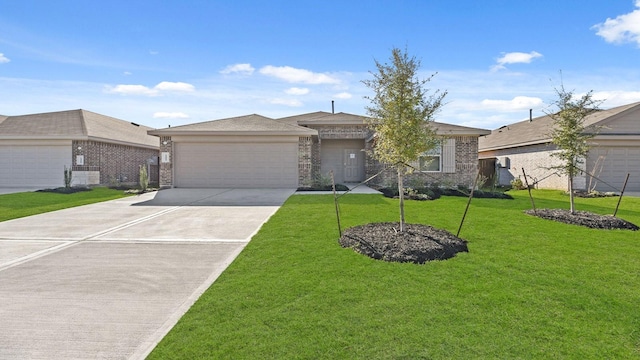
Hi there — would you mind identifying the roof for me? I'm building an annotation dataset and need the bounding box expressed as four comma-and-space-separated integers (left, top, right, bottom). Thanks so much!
0, 109, 158, 148
279, 111, 491, 135
148, 114, 318, 136
479, 101, 640, 152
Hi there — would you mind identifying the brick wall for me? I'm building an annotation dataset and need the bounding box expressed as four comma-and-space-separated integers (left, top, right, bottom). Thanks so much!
480, 143, 569, 190
298, 136, 313, 186
72, 140, 159, 185
158, 136, 172, 188
368, 136, 481, 189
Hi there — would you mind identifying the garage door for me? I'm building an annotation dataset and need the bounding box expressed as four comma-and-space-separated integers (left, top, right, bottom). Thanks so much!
588, 147, 640, 192
0, 144, 71, 188
174, 142, 298, 188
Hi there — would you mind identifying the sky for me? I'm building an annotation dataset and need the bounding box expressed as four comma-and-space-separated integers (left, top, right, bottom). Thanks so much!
1, 0, 640, 130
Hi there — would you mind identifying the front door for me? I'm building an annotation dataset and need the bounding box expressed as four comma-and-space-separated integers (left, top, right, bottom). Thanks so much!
343, 149, 362, 182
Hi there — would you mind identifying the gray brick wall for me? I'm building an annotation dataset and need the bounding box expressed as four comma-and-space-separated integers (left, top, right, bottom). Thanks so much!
368, 136, 481, 189
159, 136, 173, 188
72, 140, 159, 185
480, 143, 569, 190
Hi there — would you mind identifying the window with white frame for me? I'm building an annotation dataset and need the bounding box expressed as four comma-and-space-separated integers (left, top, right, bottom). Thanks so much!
411, 145, 442, 172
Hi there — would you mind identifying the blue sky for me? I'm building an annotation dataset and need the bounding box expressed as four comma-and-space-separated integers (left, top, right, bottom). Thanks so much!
1, 0, 640, 130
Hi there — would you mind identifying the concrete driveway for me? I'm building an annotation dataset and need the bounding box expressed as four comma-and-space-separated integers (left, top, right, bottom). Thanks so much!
0, 188, 294, 359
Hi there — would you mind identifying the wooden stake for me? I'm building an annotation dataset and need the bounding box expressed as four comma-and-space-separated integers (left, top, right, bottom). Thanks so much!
522, 168, 536, 215
613, 173, 630, 217
330, 171, 342, 237
457, 171, 480, 237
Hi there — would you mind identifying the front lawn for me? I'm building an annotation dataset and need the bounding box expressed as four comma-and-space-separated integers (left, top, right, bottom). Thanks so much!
0, 187, 132, 222
149, 190, 640, 359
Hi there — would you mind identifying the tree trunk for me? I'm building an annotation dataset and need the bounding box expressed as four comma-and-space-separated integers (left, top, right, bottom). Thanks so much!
398, 168, 405, 232
569, 175, 575, 214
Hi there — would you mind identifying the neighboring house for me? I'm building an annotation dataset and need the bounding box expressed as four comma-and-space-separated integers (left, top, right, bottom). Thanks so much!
0, 109, 159, 188
148, 111, 490, 189
478, 101, 640, 193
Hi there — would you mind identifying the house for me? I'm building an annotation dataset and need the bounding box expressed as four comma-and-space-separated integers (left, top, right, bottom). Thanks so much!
148, 111, 491, 189
0, 109, 159, 188
478, 101, 640, 193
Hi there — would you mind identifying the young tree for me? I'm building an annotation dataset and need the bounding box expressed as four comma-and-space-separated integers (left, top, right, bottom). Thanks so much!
547, 84, 602, 213
363, 47, 446, 232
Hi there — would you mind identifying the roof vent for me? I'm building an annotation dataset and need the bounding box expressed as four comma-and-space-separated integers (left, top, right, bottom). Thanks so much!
131, 122, 140, 127
529, 109, 533, 122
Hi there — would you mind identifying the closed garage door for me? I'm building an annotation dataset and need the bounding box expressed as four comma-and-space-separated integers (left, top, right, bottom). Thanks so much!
588, 147, 640, 192
174, 142, 298, 188
0, 144, 71, 188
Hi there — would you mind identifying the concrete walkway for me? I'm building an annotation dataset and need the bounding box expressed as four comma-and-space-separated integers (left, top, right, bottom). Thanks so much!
0, 188, 294, 359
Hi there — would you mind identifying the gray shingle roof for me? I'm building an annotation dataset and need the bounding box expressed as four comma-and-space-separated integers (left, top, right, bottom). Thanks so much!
148, 114, 318, 136
479, 101, 640, 151
0, 109, 159, 148
278, 111, 491, 135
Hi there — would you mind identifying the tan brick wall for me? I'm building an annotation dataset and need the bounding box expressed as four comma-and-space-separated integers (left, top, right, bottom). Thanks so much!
72, 140, 159, 185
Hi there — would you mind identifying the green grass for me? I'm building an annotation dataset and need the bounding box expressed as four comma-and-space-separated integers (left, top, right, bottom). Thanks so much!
0, 187, 131, 222
149, 190, 640, 359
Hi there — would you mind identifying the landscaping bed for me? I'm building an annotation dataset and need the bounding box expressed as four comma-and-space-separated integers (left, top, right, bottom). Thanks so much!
525, 208, 639, 231
339, 222, 468, 264
378, 186, 513, 200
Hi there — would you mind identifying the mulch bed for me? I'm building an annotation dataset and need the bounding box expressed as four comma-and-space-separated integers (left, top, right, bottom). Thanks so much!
524, 209, 639, 231
36, 187, 92, 194
339, 222, 468, 264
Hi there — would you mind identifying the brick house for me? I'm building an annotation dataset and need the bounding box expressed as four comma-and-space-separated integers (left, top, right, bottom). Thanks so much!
0, 109, 159, 188
148, 111, 490, 189
478, 101, 640, 192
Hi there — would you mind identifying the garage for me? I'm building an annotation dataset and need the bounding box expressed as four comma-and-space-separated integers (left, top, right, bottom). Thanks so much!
588, 146, 640, 192
174, 141, 299, 188
150, 114, 318, 189
0, 141, 71, 188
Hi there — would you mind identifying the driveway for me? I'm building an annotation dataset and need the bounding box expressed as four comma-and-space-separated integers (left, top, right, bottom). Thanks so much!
0, 188, 294, 359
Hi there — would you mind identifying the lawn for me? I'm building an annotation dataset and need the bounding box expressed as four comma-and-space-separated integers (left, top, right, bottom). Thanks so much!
0, 187, 131, 222
149, 190, 640, 359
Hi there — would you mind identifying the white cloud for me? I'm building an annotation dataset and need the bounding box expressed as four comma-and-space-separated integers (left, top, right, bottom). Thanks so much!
220, 63, 255, 75
334, 92, 352, 99
491, 51, 543, 71
259, 65, 341, 84
149, 50, 159, 55
155, 81, 195, 92
592, 1, 640, 46
107, 84, 158, 96
153, 112, 190, 119
123, 71, 132, 76
268, 98, 304, 107
284, 87, 309, 95
0, 53, 10, 63
106, 81, 195, 96
481, 96, 544, 112
592, 90, 640, 106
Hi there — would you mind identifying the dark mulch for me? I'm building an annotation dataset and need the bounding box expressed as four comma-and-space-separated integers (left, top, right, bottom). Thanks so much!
525, 208, 639, 231
339, 222, 468, 264
297, 184, 349, 191
378, 187, 513, 200
36, 187, 92, 194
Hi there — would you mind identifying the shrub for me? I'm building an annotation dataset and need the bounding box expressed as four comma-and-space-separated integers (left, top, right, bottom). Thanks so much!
63, 166, 72, 188
510, 178, 526, 190
139, 165, 149, 192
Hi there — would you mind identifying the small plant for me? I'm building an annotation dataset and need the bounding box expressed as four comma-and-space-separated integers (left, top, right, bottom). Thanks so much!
313, 173, 332, 188
139, 164, 149, 192
510, 178, 526, 190
64, 166, 72, 188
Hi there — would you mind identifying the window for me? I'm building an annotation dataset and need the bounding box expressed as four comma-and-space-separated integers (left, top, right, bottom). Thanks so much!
412, 146, 442, 172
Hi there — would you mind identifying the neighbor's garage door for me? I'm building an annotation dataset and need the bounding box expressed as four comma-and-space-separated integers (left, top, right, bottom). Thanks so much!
0, 144, 71, 187
588, 147, 640, 192
174, 142, 299, 188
